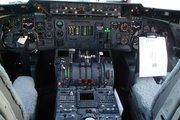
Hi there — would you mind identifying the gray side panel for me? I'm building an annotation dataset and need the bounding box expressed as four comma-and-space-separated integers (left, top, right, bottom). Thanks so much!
152, 70, 180, 120
0, 79, 24, 120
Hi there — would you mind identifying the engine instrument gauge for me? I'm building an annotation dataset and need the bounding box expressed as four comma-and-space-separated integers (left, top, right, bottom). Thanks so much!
121, 37, 128, 45
46, 32, 53, 39
46, 23, 53, 30
151, 26, 158, 32
143, 25, 150, 33
120, 23, 129, 32
56, 21, 63, 28
131, 21, 142, 33
56, 29, 63, 38
12, 19, 20, 28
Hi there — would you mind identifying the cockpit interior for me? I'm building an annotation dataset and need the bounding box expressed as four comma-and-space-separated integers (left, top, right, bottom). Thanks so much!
0, 0, 180, 120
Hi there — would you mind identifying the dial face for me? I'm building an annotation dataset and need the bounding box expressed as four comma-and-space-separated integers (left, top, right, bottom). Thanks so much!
56, 21, 63, 28
143, 25, 150, 33
12, 19, 20, 28
3, 20, 10, 24
121, 37, 128, 45
111, 22, 120, 30
151, 26, 158, 32
23, 18, 34, 29
46, 23, 53, 30
131, 21, 142, 33
36, 22, 45, 31
28, 32, 36, 43
46, 32, 53, 39
37, 32, 44, 39
132, 36, 139, 50
56, 29, 63, 38
120, 23, 129, 32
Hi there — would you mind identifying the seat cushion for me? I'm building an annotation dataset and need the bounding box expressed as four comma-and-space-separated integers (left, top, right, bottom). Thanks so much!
131, 74, 162, 120
13, 76, 38, 120
0, 64, 26, 120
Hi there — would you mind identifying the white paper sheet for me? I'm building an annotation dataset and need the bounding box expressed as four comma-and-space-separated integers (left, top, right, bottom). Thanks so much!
139, 37, 167, 77
114, 89, 123, 116
17, 36, 28, 44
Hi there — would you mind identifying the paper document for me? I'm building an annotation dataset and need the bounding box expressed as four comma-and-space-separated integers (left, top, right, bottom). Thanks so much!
17, 36, 28, 44
114, 89, 123, 116
139, 37, 167, 77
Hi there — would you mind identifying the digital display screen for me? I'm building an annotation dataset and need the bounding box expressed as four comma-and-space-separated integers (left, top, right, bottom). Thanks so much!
23, 18, 34, 29
80, 93, 94, 100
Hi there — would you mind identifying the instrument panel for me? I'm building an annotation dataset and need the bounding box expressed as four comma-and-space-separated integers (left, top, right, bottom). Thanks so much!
0, 2, 170, 52
50, 2, 121, 16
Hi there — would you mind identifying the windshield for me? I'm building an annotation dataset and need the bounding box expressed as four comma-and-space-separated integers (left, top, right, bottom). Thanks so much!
0, 0, 28, 5
0, 0, 180, 11
131, 0, 180, 11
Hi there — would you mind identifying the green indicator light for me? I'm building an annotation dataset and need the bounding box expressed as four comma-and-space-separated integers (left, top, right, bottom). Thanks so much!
65, 70, 67, 76
68, 69, 70, 77
4, 42, 8, 44
84, 27, 86, 35
105, 28, 110, 32
76, 27, 79, 35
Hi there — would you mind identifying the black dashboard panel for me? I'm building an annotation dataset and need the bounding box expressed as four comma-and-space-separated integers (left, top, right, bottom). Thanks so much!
0, 1, 173, 52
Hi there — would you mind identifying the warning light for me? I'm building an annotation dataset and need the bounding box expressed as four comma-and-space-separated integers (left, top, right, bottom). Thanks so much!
85, 79, 88, 84
21, 5, 25, 8
86, 109, 92, 113
131, 9, 134, 12
79, 79, 82, 84
145, 9, 149, 12
37, 6, 40, 9
91, 79, 94, 84
58, 82, 61, 85
8, 29, 11, 32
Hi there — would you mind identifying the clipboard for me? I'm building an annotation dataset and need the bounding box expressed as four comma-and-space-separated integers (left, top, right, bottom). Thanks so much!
139, 33, 168, 77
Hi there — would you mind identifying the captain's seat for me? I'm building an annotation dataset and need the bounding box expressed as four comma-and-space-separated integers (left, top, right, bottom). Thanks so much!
0, 64, 37, 120
129, 60, 180, 120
